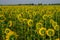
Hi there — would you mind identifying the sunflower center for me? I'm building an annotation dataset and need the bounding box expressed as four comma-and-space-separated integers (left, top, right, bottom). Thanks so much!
41, 30, 45, 34
6, 30, 9, 33
48, 31, 53, 35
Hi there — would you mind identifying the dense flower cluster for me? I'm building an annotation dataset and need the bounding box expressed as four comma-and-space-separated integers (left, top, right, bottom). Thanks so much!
0, 6, 60, 40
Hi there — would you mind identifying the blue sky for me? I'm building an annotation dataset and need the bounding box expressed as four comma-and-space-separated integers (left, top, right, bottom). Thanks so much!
0, 0, 60, 4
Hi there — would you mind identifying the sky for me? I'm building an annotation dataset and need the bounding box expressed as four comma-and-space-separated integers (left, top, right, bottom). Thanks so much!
0, 0, 60, 4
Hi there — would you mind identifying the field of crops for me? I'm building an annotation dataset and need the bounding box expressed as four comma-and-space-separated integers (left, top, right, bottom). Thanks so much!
0, 5, 60, 40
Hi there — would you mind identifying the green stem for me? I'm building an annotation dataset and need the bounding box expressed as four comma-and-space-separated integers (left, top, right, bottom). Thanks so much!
50, 36, 51, 40
43, 36, 45, 40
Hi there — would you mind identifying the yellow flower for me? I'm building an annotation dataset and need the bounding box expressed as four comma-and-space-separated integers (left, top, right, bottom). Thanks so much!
0, 14, 6, 22
50, 19, 57, 27
17, 14, 23, 20
36, 22, 43, 29
6, 31, 18, 40
42, 14, 48, 20
50, 19, 54, 24
46, 12, 53, 19
39, 27, 46, 36
46, 29, 55, 37
5, 28, 18, 40
23, 18, 27, 22
52, 22, 57, 27
5, 28, 11, 34
18, 17, 23, 22
27, 19, 33, 27
23, 18, 28, 24
54, 25, 60, 31
55, 38, 60, 40
8, 21, 13, 27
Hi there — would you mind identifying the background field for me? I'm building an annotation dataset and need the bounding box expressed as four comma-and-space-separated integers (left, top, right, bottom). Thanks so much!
0, 5, 60, 40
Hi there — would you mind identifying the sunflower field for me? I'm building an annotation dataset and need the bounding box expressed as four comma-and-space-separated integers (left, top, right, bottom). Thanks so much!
0, 5, 60, 40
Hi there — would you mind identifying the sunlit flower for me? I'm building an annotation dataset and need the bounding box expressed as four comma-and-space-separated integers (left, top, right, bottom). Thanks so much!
8, 20, 13, 27
50, 19, 57, 27
36, 22, 43, 29
23, 18, 27, 22
46, 12, 53, 19
0, 14, 6, 22
52, 22, 57, 27
46, 29, 55, 37
5, 28, 18, 40
42, 14, 48, 20
5, 28, 11, 34
55, 38, 60, 40
50, 19, 54, 24
27, 19, 33, 27
39, 27, 46, 36
23, 18, 28, 24
54, 25, 60, 31
6, 31, 18, 40
17, 14, 22, 20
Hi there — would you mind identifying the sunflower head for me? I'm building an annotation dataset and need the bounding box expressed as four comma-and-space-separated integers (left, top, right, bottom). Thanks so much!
17, 14, 23, 20
46, 13, 53, 19
42, 14, 48, 20
6, 31, 18, 40
55, 38, 60, 40
54, 25, 60, 31
5, 28, 11, 34
8, 20, 13, 27
0, 14, 6, 22
39, 27, 46, 36
36, 22, 43, 29
29, 14, 33, 19
5, 28, 18, 40
27, 19, 33, 27
46, 29, 55, 37
50, 19, 57, 27
23, 19, 27, 23
50, 19, 54, 24
52, 22, 57, 27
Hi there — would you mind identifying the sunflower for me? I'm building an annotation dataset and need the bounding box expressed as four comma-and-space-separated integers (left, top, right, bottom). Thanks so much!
0, 14, 6, 22
8, 21, 13, 27
17, 14, 23, 20
6, 31, 18, 40
28, 11, 33, 19
42, 14, 48, 20
55, 38, 60, 40
5, 29, 18, 40
36, 22, 43, 29
18, 17, 23, 22
46, 13, 53, 19
39, 27, 46, 36
27, 19, 33, 27
23, 18, 28, 25
54, 25, 60, 31
52, 22, 57, 27
5, 28, 11, 34
50, 19, 54, 24
23, 18, 27, 22
46, 29, 55, 37
50, 19, 57, 27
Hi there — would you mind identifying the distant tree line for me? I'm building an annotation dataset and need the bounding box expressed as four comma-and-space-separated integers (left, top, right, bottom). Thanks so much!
18, 3, 60, 5
0, 3, 60, 6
